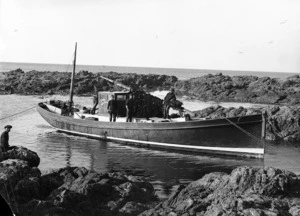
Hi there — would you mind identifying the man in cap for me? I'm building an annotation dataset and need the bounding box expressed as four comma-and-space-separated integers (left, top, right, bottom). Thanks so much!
0, 125, 12, 152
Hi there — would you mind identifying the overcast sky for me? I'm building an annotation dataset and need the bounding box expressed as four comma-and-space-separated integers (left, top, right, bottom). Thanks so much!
0, 0, 300, 72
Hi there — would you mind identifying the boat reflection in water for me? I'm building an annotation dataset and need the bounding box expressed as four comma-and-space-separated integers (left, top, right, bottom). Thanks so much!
35, 131, 264, 198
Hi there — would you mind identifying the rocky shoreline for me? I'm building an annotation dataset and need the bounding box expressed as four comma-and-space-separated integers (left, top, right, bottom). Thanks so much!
0, 147, 158, 216
2, 69, 300, 107
175, 73, 300, 105
141, 166, 300, 216
0, 69, 177, 95
1, 147, 300, 216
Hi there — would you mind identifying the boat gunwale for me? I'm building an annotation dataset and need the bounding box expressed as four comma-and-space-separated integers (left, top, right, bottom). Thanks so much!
37, 103, 263, 131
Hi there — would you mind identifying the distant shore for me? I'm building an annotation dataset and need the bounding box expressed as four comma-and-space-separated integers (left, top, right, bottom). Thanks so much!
1, 69, 300, 106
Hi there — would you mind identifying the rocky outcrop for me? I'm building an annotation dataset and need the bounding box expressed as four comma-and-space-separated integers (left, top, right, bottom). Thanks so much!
2, 148, 300, 216
0, 153, 158, 216
175, 73, 300, 105
1, 146, 40, 167
192, 105, 300, 143
2, 70, 300, 106
140, 166, 300, 216
16, 167, 157, 216
0, 69, 177, 95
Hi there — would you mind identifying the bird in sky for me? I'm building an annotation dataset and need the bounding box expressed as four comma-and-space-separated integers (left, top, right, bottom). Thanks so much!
280, 20, 288, 24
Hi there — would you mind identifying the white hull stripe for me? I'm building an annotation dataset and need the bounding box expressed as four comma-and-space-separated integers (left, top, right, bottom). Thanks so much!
56, 128, 264, 155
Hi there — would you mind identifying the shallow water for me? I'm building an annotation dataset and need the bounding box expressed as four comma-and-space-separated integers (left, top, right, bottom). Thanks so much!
1, 94, 300, 199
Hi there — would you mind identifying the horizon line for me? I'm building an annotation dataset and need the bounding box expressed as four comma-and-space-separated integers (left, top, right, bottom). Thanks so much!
0, 61, 298, 75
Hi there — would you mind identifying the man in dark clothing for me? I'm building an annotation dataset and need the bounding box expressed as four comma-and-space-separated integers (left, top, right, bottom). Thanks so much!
107, 95, 118, 122
126, 94, 135, 122
91, 94, 98, 114
0, 125, 12, 152
163, 88, 176, 119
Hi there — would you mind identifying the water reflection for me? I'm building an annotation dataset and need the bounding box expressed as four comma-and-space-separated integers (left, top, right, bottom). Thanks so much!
35, 131, 265, 197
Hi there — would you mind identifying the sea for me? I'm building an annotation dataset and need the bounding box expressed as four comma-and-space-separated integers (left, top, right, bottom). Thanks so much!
1, 62, 300, 199
0, 62, 299, 80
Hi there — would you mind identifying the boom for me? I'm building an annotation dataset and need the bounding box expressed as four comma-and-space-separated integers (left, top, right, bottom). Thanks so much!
99, 75, 131, 91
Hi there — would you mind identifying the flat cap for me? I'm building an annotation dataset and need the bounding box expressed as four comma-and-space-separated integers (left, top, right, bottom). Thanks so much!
4, 125, 12, 129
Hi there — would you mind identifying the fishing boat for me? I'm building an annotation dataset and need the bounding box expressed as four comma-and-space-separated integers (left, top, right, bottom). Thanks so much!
37, 43, 266, 158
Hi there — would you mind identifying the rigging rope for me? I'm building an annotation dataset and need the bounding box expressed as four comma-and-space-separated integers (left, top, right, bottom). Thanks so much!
225, 117, 278, 151
0, 105, 37, 121
225, 118, 264, 145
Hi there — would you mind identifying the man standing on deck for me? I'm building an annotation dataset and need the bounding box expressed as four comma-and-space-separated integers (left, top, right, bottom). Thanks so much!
163, 88, 176, 119
107, 95, 118, 122
91, 94, 98, 114
0, 125, 13, 152
126, 94, 134, 122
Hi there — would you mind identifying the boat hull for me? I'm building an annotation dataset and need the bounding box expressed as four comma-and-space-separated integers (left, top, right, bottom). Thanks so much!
37, 103, 265, 158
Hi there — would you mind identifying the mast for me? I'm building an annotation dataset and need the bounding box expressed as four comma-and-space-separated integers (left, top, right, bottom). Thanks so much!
69, 42, 77, 105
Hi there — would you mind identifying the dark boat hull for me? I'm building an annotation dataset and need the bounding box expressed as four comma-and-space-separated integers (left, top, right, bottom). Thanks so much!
37, 103, 265, 158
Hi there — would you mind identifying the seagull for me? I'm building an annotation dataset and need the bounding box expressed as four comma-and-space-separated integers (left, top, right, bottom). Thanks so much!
280, 20, 288, 24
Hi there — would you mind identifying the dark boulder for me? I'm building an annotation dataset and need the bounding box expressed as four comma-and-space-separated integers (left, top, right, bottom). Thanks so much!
1, 146, 40, 167
140, 166, 300, 216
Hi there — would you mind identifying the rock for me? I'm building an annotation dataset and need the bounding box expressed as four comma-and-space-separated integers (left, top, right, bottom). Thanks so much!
0, 70, 177, 95
1, 146, 40, 167
0, 146, 158, 216
175, 74, 300, 105
140, 166, 300, 216
193, 105, 300, 143
17, 168, 157, 216
0, 159, 41, 207
119, 201, 149, 215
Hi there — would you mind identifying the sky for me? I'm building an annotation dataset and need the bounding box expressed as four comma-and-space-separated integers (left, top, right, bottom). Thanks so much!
0, 0, 300, 72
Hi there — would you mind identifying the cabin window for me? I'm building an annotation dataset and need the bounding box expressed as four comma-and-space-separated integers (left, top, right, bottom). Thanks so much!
116, 95, 127, 100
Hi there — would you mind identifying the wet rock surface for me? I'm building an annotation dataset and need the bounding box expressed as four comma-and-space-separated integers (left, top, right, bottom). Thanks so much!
140, 166, 300, 216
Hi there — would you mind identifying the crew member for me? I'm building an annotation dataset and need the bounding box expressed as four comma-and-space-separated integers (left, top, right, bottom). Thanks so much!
91, 94, 98, 114
163, 88, 176, 119
126, 94, 134, 122
0, 125, 13, 152
107, 95, 118, 122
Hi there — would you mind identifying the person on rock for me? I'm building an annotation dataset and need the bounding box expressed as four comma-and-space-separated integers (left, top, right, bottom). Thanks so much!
0, 125, 14, 152
163, 88, 176, 119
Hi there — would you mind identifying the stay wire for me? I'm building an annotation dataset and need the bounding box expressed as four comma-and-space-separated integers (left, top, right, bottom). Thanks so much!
0, 105, 37, 121
225, 118, 279, 152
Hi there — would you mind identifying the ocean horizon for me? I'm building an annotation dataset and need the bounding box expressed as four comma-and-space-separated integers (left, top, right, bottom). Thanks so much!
0, 61, 298, 80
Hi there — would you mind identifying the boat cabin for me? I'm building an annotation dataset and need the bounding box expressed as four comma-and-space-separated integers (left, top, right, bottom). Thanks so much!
97, 91, 132, 117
